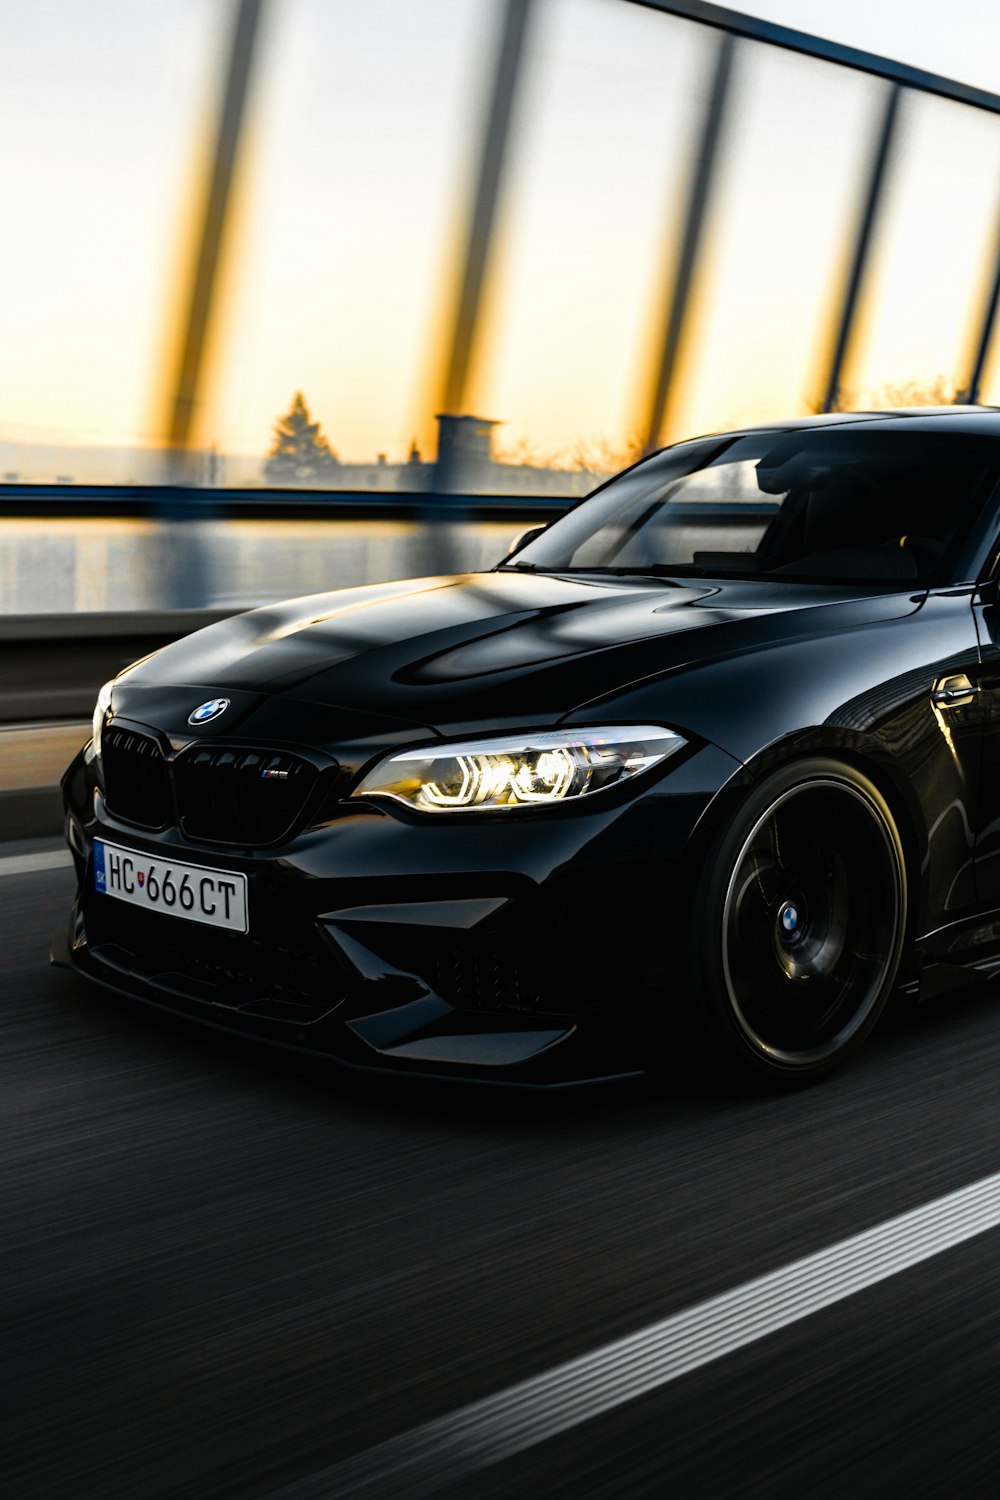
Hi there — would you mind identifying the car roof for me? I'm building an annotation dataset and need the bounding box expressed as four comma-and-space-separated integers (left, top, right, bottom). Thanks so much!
684, 406, 1000, 443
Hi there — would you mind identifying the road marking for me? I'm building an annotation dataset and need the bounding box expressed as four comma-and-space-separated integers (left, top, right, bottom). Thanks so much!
277, 1169, 1000, 1499
0, 849, 73, 878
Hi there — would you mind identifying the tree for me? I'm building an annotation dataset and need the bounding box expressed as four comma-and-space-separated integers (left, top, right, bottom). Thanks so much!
563, 432, 645, 477
808, 374, 958, 414
876, 375, 956, 408
264, 392, 339, 484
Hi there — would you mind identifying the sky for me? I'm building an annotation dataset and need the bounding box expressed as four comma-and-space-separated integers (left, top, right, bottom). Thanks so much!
0, 0, 998, 480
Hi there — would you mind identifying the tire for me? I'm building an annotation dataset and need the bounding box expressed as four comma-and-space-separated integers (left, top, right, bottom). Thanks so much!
682, 757, 907, 1089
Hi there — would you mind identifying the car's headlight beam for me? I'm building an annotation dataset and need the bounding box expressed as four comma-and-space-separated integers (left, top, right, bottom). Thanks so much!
352, 726, 685, 812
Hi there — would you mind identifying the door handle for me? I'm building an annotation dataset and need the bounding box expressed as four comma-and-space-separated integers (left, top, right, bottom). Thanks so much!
932, 674, 976, 708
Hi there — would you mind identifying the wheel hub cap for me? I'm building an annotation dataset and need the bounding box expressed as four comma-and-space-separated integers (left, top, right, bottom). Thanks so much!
779, 901, 800, 936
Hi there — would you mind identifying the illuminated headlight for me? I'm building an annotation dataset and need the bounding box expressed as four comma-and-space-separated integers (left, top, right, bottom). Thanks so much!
352, 726, 685, 813
91, 680, 114, 758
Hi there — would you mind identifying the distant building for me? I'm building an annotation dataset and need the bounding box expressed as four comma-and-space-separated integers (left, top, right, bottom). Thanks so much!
435, 414, 502, 484
310, 413, 598, 497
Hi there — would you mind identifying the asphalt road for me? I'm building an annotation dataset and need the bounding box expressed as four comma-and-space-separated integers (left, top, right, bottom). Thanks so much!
4, 851, 1000, 1499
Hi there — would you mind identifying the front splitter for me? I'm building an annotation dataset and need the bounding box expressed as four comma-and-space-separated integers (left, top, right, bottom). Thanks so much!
51, 916, 645, 1089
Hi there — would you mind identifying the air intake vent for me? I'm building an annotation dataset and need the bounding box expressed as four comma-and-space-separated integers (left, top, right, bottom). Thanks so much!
362, 930, 554, 1015
102, 725, 171, 829
87, 895, 346, 1023
174, 747, 319, 846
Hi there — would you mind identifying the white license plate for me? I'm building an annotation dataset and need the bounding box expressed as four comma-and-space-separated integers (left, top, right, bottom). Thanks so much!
93, 840, 249, 933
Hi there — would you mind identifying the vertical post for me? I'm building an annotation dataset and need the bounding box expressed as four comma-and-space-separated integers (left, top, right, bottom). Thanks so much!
818, 82, 902, 413
165, 0, 267, 458
640, 32, 736, 456
158, 0, 266, 608
963, 203, 1000, 404
415, 0, 534, 578
436, 0, 536, 433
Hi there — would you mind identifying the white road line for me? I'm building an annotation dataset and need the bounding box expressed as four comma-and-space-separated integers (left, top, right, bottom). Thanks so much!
0, 849, 73, 878
276, 1170, 1000, 1500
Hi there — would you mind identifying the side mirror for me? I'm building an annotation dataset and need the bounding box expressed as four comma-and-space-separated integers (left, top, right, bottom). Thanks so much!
507, 524, 546, 558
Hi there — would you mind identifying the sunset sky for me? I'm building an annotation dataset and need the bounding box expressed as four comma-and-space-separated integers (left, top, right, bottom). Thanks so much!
1, 0, 998, 479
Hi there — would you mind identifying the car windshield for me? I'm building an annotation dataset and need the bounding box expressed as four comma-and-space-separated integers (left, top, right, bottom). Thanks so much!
504, 429, 997, 587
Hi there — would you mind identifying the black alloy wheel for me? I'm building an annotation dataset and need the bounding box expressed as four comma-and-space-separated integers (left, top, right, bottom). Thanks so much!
683, 758, 907, 1088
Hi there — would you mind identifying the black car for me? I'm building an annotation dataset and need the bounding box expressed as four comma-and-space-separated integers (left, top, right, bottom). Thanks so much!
54, 409, 1000, 1087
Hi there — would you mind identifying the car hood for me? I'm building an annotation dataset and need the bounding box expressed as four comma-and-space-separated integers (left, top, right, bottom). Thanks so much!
119, 570, 921, 736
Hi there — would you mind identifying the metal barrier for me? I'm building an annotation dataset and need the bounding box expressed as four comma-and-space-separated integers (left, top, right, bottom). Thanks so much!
0, 492, 569, 616
0, 486, 571, 522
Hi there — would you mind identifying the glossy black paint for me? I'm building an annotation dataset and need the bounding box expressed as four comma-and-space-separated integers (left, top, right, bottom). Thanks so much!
55, 411, 1000, 1080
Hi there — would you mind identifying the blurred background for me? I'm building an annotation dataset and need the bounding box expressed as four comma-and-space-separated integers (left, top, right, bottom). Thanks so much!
2, 0, 1000, 827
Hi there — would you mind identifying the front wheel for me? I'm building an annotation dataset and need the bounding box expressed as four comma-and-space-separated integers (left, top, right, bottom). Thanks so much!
683, 758, 907, 1089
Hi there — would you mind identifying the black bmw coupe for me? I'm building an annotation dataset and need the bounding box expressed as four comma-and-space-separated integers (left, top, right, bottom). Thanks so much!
54, 409, 1000, 1087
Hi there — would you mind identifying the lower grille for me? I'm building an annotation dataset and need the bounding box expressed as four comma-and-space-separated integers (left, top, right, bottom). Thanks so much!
87, 894, 344, 1024
364, 930, 560, 1015
174, 747, 319, 846
421, 938, 548, 1014
102, 726, 171, 829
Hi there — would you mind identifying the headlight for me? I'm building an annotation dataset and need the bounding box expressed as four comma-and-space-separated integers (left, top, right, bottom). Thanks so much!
352, 725, 685, 813
91, 680, 113, 758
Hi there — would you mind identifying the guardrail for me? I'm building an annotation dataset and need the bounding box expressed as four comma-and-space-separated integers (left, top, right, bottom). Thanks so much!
0, 484, 579, 520
0, 488, 573, 616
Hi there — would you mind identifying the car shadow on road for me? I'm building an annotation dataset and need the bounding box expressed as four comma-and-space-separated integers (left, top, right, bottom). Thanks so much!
54, 959, 1000, 1142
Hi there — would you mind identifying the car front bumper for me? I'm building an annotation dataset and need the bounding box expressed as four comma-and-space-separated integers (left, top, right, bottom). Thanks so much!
54, 737, 743, 1083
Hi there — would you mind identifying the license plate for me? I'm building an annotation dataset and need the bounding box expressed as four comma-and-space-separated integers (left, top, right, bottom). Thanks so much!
93, 840, 249, 933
